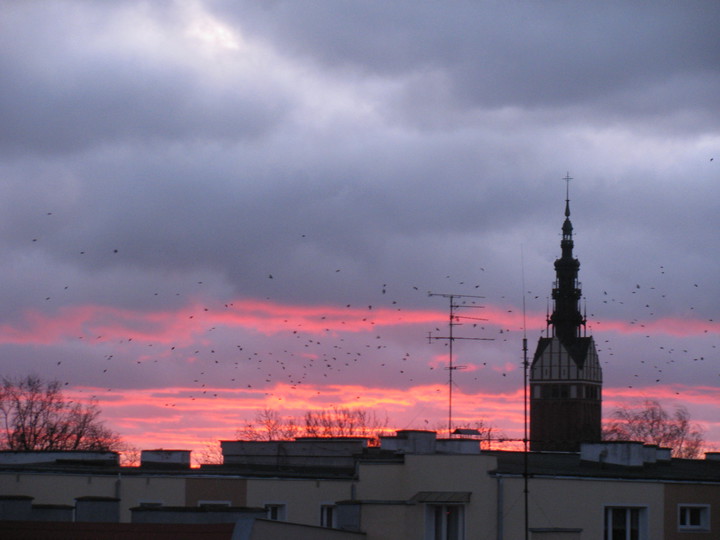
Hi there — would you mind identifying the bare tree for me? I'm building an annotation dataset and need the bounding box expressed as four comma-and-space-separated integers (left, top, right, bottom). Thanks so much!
0, 375, 121, 452
238, 407, 388, 445
603, 399, 704, 458
303, 406, 389, 443
119, 444, 142, 467
236, 408, 300, 441
196, 440, 224, 465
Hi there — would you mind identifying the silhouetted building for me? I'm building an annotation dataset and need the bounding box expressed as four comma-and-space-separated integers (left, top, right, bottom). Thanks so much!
3, 435, 720, 539
530, 185, 602, 451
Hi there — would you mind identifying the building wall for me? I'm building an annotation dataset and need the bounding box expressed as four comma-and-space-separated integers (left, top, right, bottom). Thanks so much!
0, 472, 189, 522
245, 477, 354, 527
347, 503, 419, 540
242, 453, 500, 539
4, 453, 720, 539
117, 475, 189, 519
356, 454, 499, 540
530, 337, 602, 383
185, 477, 248, 506
500, 475, 664, 539
530, 336, 602, 452
530, 398, 602, 452
663, 483, 720, 540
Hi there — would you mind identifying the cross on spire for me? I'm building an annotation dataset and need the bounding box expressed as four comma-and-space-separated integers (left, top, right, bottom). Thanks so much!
564, 172, 572, 217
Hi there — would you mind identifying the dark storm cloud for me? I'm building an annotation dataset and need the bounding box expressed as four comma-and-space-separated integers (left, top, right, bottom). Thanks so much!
210, 1, 720, 124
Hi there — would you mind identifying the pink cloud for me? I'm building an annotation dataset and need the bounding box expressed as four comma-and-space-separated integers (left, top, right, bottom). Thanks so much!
1, 298, 712, 352
4, 297, 717, 460
591, 316, 718, 337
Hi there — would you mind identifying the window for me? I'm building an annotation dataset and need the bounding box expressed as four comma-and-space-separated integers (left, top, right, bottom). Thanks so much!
678, 504, 710, 532
604, 507, 647, 540
426, 504, 464, 540
541, 384, 571, 399
321, 504, 336, 528
266, 503, 286, 521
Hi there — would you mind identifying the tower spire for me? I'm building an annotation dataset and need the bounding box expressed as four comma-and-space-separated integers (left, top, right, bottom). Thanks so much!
548, 173, 585, 343
530, 173, 602, 452
564, 172, 571, 218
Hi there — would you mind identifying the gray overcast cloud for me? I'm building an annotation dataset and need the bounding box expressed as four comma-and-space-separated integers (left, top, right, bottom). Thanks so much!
0, 1, 718, 452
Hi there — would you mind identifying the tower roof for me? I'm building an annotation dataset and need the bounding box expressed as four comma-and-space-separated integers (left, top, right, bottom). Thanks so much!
533, 336, 599, 374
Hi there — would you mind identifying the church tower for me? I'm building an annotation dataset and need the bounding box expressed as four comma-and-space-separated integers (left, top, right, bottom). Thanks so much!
530, 176, 602, 452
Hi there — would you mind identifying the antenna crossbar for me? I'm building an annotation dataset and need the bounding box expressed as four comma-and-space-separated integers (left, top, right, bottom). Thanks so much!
428, 292, 494, 437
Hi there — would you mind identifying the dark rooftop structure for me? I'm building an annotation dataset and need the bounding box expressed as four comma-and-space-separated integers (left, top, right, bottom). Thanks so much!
530, 177, 603, 452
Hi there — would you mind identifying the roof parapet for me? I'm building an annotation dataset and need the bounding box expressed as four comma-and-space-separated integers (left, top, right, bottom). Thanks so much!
0, 451, 119, 466
379, 430, 483, 455
436, 438, 482, 454
140, 449, 192, 469
581, 442, 672, 467
220, 438, 367, 470
379, 430, 437, 454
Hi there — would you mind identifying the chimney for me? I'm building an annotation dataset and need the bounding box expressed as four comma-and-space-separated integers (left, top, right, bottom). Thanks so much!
380, 430, 437, 454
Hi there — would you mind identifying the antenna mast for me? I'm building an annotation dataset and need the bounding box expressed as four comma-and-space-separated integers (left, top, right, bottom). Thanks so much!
521, 247, 530, 540
428, 293, 493, 437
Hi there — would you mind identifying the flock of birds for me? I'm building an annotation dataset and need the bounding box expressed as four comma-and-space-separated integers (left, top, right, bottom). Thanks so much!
587, 270, 717, 392
12, 208, 720, 433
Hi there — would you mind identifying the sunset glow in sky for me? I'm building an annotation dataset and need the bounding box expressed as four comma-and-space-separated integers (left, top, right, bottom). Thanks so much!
1, 1, 719, 461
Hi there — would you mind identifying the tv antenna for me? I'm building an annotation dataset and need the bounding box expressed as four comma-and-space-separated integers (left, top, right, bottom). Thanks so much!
521, 246, 530, 540
428, 293, 494, 437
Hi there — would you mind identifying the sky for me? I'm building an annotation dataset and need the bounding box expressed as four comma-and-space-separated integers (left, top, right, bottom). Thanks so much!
1, 1, 719, 461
